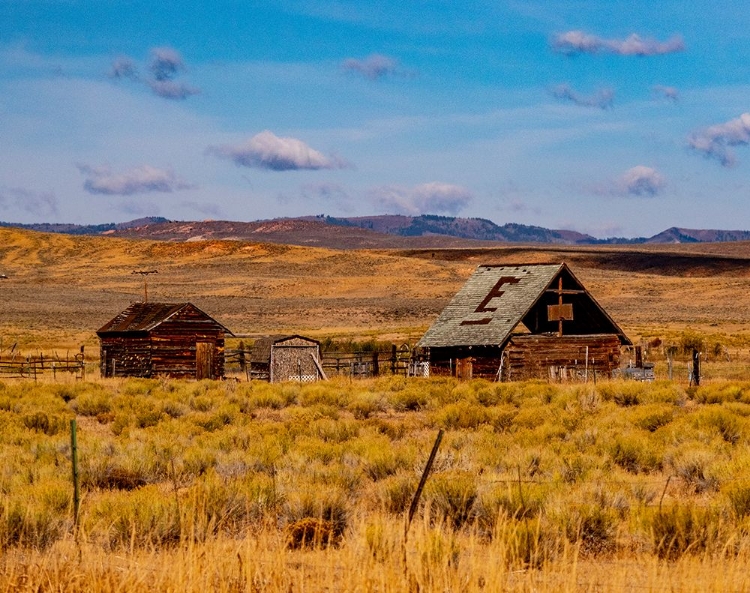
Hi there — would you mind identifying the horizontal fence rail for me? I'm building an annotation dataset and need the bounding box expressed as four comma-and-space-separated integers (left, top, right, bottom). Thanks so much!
0, 352, 85, 380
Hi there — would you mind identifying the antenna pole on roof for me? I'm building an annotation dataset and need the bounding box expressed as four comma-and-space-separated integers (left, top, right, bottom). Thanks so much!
131, 270, 158, 303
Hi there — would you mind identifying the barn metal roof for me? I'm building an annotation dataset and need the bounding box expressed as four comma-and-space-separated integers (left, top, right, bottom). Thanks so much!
97, 302, 231, 335
417, 263, 629, 348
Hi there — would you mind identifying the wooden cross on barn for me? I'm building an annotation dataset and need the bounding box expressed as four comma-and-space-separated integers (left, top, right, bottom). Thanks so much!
546, 276, 581, 336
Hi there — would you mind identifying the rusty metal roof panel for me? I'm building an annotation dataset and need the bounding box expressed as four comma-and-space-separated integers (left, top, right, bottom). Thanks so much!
97, 303, 186, 334
417, 264, 565, 348
97, 302, 232, 335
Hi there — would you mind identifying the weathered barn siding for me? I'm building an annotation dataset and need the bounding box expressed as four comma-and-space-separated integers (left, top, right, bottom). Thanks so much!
97, 303, 230, 379
503, 334, 621, 381
418, 263, 631, 382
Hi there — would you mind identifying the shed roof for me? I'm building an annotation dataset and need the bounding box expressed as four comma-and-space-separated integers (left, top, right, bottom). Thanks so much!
97, 302, 231, 335
250, 335, 319, 364
417, 263, 630, 348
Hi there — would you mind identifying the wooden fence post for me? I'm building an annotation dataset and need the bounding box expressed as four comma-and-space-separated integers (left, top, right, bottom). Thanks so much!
70, 419, 80, 527
403, 428, 444, 572
406, 429, 444, 534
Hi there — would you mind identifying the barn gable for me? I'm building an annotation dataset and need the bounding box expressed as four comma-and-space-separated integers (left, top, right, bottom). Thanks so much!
417, 263, 630, 349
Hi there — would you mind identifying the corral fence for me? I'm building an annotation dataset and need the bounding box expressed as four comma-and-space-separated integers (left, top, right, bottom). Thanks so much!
0, 349, 86, 380
225, 344, 425, 380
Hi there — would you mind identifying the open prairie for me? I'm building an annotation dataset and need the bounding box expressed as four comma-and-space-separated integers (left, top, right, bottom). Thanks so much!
3, 226, 750, 353
5, 228, 750, 591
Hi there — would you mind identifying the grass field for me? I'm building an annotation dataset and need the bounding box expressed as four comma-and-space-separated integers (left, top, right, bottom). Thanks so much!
4, 228, 750, 590
4, 376, 750, 590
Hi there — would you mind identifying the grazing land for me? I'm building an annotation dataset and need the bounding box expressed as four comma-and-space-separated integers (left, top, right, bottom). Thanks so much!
4, 377, 750, 591
4, 227, 750, 590
3, 227, 750, 352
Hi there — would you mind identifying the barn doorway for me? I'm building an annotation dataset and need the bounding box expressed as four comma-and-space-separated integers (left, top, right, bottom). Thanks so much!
196, 342, 214, 380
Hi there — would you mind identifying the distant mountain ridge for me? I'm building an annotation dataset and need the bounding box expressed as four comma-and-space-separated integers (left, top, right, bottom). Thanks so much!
0, 217, 169, 235
311, 214, 595, 244
2, 215, 750, 247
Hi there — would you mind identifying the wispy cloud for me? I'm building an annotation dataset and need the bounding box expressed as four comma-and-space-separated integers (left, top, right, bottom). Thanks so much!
108, 46, 199, 100
552, 31, 685, 56
592, 166, 666, 198
182, 201, 222, 217
109, 56, 138, 80
208, 130, 349, 171
341, 54, 406, 80
688, 113, 750, 167
0, 186, 58, 216
551, 84, 614, 109
369, 182, 472, 215
118, 200, 161, 217
77, 164, 194, 195
652, 85, 679, 103
301, 181, 353, 211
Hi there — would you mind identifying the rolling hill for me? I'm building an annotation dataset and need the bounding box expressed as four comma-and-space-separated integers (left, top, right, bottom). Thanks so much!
4, 215, 750, 248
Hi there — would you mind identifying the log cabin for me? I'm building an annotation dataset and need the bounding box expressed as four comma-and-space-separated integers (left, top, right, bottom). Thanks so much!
97, 302, 231, 379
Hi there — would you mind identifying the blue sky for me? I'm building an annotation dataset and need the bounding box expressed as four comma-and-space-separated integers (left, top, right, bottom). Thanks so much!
1, 0, 750, 237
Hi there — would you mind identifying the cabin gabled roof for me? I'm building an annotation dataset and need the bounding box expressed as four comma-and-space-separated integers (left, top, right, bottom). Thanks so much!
417, 262, 630, 349
97, 302, 232, 335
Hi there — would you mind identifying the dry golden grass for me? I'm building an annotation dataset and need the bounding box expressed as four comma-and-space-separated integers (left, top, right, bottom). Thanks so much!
5, 228, 750, 590
4, 376, 750, 590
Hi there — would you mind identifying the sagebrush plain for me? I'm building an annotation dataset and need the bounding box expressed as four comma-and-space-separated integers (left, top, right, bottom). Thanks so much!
4, 228, 750, 591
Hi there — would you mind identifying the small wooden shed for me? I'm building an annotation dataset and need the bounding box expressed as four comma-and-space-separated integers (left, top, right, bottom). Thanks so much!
97, 302, 232, 379
417, 263, 631, 381
250, 335, 324, 383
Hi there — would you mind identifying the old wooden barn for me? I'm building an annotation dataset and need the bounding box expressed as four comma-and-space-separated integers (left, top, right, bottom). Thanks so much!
250, 335, 325, 383
417, 263, 631, 381
97, 302, 232, 380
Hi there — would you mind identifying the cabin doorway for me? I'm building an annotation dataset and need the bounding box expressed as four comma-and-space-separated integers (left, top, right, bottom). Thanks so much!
196, 342, 214, 380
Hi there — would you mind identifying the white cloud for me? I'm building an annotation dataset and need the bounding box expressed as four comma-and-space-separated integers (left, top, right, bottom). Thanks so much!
688, 113, 750, 167
369, 182, 472, 215
617, 166, 666, 197
591, 166, 666, 198
208, 130, 349, 171
552, 31, 685, 56
78, 164, 194, 195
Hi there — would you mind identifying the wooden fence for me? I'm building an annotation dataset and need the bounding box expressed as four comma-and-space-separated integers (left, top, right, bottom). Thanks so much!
0, 351, 86, 380
225, 345, 419, 380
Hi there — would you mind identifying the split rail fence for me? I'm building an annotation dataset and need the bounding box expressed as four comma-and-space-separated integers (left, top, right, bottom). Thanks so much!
0, 350, 85, 380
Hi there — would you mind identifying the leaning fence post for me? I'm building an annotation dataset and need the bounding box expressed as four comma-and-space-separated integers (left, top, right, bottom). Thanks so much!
70, 419, 80, 527
403, 428, 444, 570
407, 429, 444, 531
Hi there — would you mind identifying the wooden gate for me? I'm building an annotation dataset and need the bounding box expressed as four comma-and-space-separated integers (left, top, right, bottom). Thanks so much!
196, 342, 214, 380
